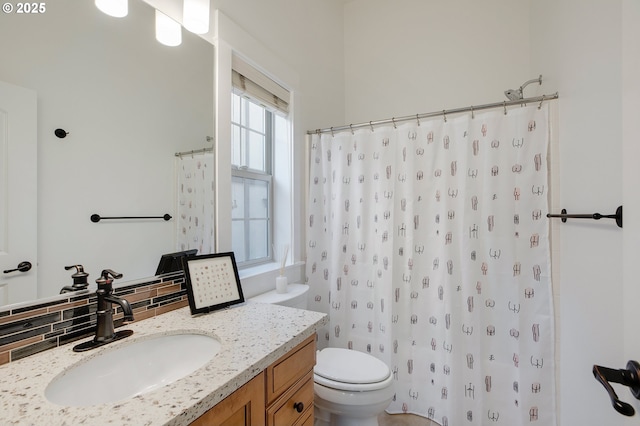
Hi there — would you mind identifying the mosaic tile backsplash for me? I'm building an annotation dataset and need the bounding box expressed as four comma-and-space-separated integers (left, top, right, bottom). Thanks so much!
0, 272, 187, 366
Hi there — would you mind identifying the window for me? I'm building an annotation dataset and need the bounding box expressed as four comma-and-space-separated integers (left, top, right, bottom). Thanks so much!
231, 93, 273, 265
227, 54, 292, 270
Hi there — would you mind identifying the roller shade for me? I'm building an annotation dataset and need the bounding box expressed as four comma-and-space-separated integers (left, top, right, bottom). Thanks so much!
232, 55, 290, 114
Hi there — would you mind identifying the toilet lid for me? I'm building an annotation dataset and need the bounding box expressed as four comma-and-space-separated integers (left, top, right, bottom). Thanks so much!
314, 348, 390, 384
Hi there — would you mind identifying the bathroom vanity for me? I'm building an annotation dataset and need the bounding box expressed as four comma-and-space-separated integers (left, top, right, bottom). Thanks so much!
0, 303, 327, 425
191, 334, 316, 425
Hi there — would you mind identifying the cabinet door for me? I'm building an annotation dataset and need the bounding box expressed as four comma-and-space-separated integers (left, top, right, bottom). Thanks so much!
266, 335, 316, 404
298, 410, 314, 426
191, 372, 265, 426
267, 371, 314, 426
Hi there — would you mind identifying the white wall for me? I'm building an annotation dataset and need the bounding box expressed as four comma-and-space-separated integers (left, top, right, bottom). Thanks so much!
622, 0, 640, 420
344, 0, 532, 123
531, 1, 631, 424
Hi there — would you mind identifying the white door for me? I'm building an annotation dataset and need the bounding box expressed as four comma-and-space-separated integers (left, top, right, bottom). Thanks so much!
0, 80, 37, 306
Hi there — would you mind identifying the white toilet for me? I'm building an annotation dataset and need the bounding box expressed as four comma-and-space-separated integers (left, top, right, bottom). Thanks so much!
313, 347, 394, 426
250, 283, 394, 426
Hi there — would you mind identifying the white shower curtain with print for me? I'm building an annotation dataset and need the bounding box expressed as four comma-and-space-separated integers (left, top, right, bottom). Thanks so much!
306, 104, 556, 426
176, 153, 215, 254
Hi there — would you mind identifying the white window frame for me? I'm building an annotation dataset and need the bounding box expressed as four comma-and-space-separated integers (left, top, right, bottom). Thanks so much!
231, 93, 274, 267
213, 10, 302, 297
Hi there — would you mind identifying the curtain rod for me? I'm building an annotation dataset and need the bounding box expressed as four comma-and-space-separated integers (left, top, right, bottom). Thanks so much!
307, 92, 559, 135
174, 136, 214, 157
175, 147, 214, 158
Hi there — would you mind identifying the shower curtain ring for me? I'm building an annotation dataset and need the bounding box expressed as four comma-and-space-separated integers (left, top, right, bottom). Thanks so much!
330, 127, 334, 137
471, 106, 475, 119
538, 95, 545, 110
443, 110, 447, 123
416, 114, 420, 126
392, 118, 397, 129
369, 121, 374, 132
503, 101, 507, 115
350, 124, 354, 135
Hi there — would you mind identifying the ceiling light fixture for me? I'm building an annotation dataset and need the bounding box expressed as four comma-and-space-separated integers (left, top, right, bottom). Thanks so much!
183, 0, 210, 34
155, 10, 182, 47
95, 0, 128, 18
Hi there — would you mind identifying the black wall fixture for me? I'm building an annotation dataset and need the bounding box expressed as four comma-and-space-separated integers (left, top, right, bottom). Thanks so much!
90, 214, 172, 223
593, 360, 640, 416
547, 205, 622, 228
54, 128, 69, 138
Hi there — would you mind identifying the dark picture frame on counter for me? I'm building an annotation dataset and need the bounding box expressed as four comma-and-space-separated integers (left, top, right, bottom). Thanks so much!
182, 252, 245, 315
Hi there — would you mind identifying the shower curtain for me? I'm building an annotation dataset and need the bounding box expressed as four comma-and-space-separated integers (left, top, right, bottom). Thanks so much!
176, 153, 215, 254
306, 104, 556, 426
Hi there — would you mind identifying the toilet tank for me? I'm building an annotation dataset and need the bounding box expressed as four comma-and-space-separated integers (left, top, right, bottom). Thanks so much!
249, 283, 309, 309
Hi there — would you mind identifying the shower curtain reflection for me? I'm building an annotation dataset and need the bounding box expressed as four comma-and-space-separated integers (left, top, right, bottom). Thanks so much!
175, 152, 215, 255
306, 104, 556, 426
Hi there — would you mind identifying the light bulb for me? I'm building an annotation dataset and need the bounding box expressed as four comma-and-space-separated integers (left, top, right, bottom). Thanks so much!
95, 0, 128, 18
155, 10, 182, 47
183, 0, 210, 34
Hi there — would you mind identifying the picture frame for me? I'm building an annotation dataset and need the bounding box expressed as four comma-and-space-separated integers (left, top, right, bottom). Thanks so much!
182, 252, 245, 315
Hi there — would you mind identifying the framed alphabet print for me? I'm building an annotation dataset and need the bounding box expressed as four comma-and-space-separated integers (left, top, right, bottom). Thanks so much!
182, 252, 245, 315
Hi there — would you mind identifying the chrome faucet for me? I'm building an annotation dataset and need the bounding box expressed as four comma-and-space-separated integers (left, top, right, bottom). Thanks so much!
73, 269, 134, 352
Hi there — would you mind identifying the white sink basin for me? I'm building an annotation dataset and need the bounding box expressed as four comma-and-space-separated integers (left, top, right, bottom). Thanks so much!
45, 333, 221, 406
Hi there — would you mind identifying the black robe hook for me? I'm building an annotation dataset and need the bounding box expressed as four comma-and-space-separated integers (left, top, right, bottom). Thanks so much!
54, 128, 69, 138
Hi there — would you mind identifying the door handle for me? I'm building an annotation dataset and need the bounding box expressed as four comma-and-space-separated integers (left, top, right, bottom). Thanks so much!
3, 261, 32, 274
593, 360, 640, 416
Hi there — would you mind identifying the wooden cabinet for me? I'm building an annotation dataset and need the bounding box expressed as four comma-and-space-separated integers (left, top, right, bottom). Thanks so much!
191, 335, 316, 426
190, 372, 265, 426
266, 335, 316, 426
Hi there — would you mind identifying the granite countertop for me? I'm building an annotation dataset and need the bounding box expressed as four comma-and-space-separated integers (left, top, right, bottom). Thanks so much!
0, 303, 328, 425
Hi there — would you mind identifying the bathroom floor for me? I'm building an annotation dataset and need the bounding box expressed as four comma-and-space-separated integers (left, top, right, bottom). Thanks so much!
378, 412, 436, 426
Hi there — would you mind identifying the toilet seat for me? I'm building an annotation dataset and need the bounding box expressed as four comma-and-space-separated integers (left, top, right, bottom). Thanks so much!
314, 348, 392, 392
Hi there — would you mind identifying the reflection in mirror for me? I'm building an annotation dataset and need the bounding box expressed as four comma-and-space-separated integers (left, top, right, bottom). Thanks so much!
0, 0, 214, 306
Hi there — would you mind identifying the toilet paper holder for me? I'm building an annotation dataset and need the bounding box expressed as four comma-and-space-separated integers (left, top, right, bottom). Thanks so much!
593, 360, 640, 416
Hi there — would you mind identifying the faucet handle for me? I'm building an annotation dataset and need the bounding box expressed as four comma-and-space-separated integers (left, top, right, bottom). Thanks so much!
64, 265, 90, 289
102, 269, 123, 279
65, 264, 89, 279
65, 264, 85, 273
96, 269, 123, 287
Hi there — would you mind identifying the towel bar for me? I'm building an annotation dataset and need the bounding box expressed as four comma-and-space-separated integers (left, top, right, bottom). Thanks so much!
91, 214, 172, 223
546, 205, 622, 228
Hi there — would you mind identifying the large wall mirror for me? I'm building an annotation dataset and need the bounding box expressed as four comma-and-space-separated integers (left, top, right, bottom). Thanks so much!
0, 0, 214, 306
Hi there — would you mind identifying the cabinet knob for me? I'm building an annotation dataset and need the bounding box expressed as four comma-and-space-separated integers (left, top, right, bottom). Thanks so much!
293, 402, 304, 413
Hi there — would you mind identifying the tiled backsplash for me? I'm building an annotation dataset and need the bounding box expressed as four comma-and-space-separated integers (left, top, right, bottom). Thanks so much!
0, 272, 188, 366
